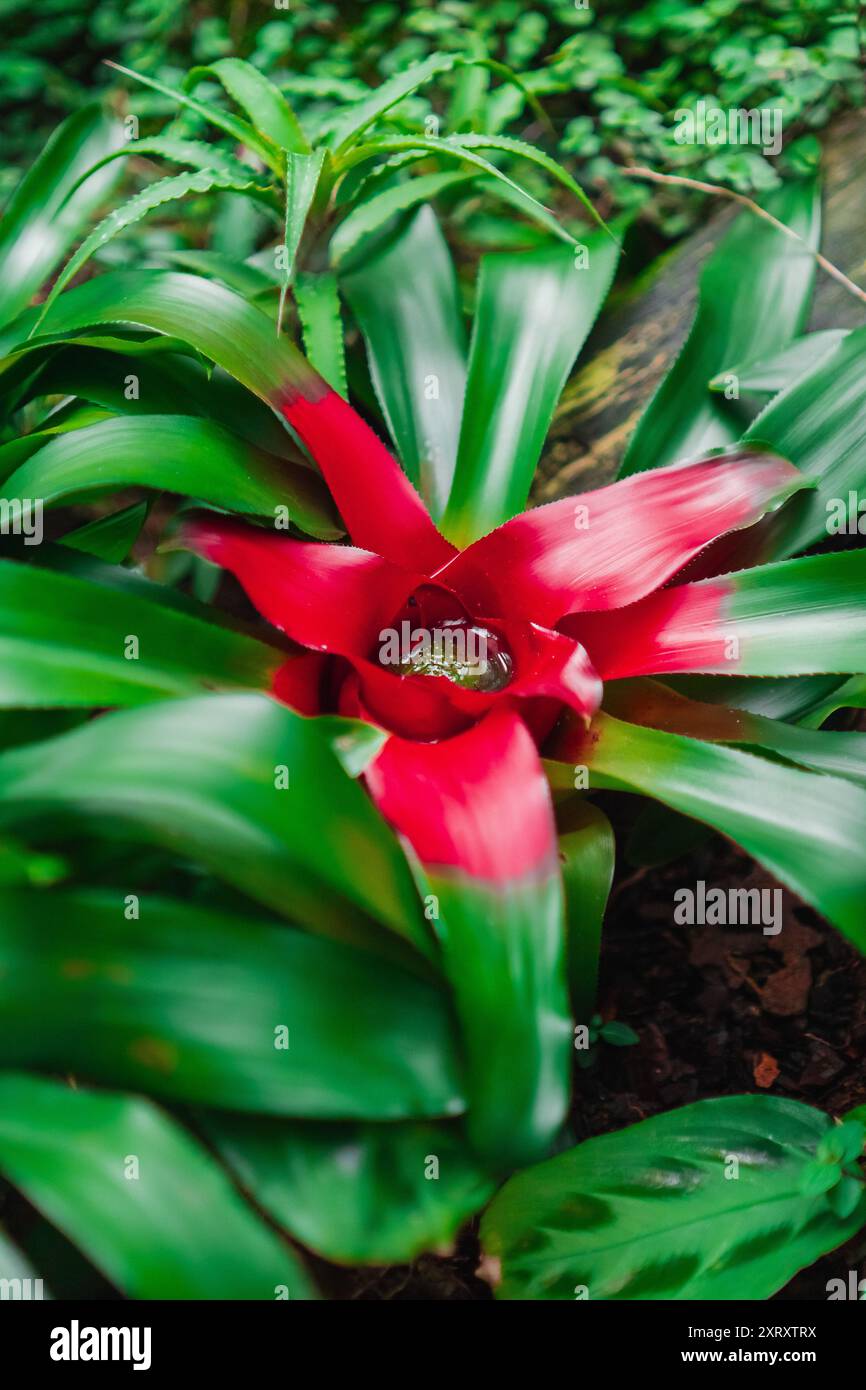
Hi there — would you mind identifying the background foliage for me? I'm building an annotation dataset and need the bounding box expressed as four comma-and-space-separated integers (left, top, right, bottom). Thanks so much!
2, 0, 863, 234
1, 0, 865, 1304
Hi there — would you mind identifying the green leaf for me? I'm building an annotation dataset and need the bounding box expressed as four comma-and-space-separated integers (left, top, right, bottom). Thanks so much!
0, 1072, 316, 1299
341, 205, 467, 515
442, 229, 620, 544
599, 1021, 639, 1047
207, 1116, 491, 1264
339, 136, 589, 248
0, 414, 339, 538
798, 676, 866, 729
186, 58, 309, 153
36, 168, 272, 328
294, 271, 347, 398
165, 249, 278, 297
620, 179, 820, 477
317, 714, 388, 778
799, 1159, 842, 1196
447, 37, 491, 131
0, 888, 463, 1119
2, 270, 312, 413
709, 331, 847, 395
744, 323, 866, 558
15, 341, 302, 463
605, 679, 866, 792
327, 53, 460, 152
591, 550, 866, 680
330, 170, 473, 267
421, 868, 570, 1171
446, 133, 607, 233
68, 134, 260, 184
0, 559, 281, 708
714, 551, 866, 676
828, 1177, 864, 1220
277, 149, 326, 330
0, 693, 429, 955
672, 674, 848, 725
557, 800, 614, 1023
61, 500, 149, 563
549, 712, 866, 953
481, 1095, 866, 1299
818, 1119, 865, 1165
105, 61, 283, 175
0, 105, 121, 328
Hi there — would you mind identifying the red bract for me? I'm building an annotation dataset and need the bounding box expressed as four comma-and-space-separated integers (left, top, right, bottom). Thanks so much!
181, 378, 803, 1165
183, 381, 801, 878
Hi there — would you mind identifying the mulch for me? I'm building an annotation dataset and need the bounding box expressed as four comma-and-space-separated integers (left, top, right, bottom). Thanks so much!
328, 798, 866, 1299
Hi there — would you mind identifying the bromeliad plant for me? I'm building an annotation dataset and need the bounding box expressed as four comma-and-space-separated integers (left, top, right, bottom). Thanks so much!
1, 68, 866, 1300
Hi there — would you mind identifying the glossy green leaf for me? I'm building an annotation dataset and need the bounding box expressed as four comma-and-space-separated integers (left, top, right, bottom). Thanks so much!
442, 229, 620, 544
828, 1176, 863, 1220
317, 714, 389, 778
341, 205, 467, 515
61, 501, 149, 563
0, 559, 281, 708
327, 52, 459, 152
799, 675, 866, 729
166, 248, 278, 297
0, 1072, 316, 1299
16, 342, 302, 463
0, 693, 428, 954
548, 711, 866, 952
672, 674, 848, 724
0, 888, 462, 1118
208, 1116, 491, 1264
0, 709, 85, 756
743, 323, 866, 557
620, 179, 820, 477
599, 1021, 639, 1047
558, 800, 615, 1024
0, 414, 340, 538
294, 271, 347, 397
819, 1119, 865, 1165
330, 170, 473, 267
186, 58, 309, 153
447, 34, 491, 131
709, 330, 846, 395
3, 270, 310, 412
446, 133, 607, 232
719, 550, 866, 675
608, 550, 866, 678
424, 868, 570, 1171
481, 1095, 866, 1300
277, 149, 326, 331
37, 168, 271, 326
84, 134, 257, 181
339, 136, 585, 247
105, 61, 282, 174
0, 105, 121, 328
606, 679, 866, 790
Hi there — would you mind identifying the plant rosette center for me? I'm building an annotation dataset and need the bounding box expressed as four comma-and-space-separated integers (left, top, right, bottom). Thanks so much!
377, 584, 514, 694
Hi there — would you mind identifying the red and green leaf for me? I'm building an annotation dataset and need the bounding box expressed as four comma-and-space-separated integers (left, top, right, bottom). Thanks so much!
567, 550, 866, 679
366, 707, 571, 1169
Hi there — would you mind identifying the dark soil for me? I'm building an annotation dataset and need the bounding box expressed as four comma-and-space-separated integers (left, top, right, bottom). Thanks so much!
325, 800, 866, 1300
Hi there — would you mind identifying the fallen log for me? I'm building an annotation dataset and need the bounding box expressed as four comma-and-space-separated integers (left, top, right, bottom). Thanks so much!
538, 111, 866, 501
